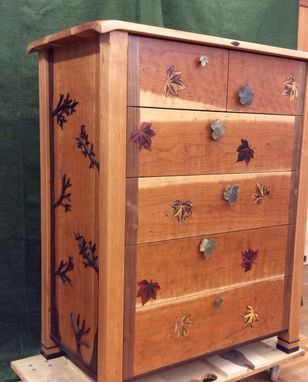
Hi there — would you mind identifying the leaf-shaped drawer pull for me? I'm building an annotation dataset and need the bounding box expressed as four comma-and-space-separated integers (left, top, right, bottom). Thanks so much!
200, 238, 216, 260
239, 83, 254, 105
224, 184, 239, 205
211, 119, 225, 140
215, 298, 224, 307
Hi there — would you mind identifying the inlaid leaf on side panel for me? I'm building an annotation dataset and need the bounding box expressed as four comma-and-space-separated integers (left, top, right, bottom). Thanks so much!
53, 172, 72, 212
53, 256, 74, 286
70, 313, 90, 361
76, 125, 99, 170
52, 93, 79, 128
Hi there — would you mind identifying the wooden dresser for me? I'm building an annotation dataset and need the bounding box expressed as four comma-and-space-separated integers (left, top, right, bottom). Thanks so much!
28, 20, 308, 382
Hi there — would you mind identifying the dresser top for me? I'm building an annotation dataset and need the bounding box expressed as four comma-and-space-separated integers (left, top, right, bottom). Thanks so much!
28, 19, 308, 61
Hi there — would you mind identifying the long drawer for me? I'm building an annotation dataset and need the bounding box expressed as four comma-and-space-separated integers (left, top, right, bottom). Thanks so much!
127, 109, 301, 177
126, 172, 295, 244
124, 277, 289, 378
125, 225, 293, 310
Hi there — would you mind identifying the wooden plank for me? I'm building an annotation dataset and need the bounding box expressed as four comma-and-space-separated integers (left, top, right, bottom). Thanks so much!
300, 0, 308, 8
51, 37, 99, 373
299, 5, 308, 51
227, 51, 306, 115
128, 36, 228, 111
124, 277, 288, 378
125, 225, 293, 310
27, 20, 308, 62
277, 66, 308, 352
38, 49, 60, 355
10, 338, 306, 382
126, 172, 294, 244
127, 109, 300, 177
97, 31, 128, 382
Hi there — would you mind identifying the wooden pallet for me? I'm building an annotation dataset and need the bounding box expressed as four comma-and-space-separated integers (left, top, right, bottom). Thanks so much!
11, 338, 305, 382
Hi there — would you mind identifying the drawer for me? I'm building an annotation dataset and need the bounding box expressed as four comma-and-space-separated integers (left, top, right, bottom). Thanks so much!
227, 51, 306, 115
124, 278, 288, 378
126, 172, 294, 244
127, 108, 301, 177
128, 36, 228, 111
125, 225, 293, 310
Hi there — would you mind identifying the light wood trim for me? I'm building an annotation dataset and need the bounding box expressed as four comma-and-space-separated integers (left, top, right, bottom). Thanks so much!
278, 65, 308, 350
300, 0, 308, 8
38, 50, 60, 355
28, 20, 308, 61
299, 3, 308, 51
97, 31, 128, 382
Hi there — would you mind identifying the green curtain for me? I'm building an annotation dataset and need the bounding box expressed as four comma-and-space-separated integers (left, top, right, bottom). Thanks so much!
0, 0, 299, 380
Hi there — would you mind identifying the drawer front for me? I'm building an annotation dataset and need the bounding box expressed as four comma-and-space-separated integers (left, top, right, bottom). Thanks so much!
126, 172, 294, 244
124, 278, 288, 378
227, 51, 306, 115
127, 108, 301, 177
128, 36, 228, 111
125, 225, 293, 310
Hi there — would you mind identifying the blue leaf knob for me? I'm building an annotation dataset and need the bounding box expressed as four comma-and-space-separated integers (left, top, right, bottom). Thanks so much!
239, 84, 254, 105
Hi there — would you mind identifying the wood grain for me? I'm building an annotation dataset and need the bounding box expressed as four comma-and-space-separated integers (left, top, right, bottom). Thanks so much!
227, 51, 306, 115
125, 225, 293, 310
27, 20, 308, 62
128, 36, 228, 111
124, 277, 288, 378
97, 31, 128, 382
278, 65, 308, 352
39, 49, 60, 355
127, 109, 301, 177
126, 172, 294, 244
52, 37, 99, 371
299, 5, 308, 51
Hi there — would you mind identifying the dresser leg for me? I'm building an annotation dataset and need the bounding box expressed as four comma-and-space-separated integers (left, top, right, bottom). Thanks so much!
276, 336, 300, 353
40, 342, 63, 359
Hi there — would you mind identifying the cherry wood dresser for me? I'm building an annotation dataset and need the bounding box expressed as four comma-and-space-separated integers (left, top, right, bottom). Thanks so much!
28, 20, 308, 382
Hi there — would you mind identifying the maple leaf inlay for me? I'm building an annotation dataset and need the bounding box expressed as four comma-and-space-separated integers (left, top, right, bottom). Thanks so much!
241, 248, 258, 272
244, 305, 259, 327
171, 200, 193, 223
129, 122, 155, 151
253, 183, 271, 205
164, 66, 186, 97
137, 280, 161, 306
282, 75, 299, 101
236, 139, 254, 164
174, 314, 193, 338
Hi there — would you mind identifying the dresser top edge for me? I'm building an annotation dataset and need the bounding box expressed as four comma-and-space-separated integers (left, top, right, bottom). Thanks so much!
27, 19, 308, 61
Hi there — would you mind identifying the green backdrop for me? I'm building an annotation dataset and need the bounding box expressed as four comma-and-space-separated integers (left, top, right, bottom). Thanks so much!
0, 1, 299, 380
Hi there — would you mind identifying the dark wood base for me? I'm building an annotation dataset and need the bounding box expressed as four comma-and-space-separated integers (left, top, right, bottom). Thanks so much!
41, 343, 64, 359
277, 337, 300, 354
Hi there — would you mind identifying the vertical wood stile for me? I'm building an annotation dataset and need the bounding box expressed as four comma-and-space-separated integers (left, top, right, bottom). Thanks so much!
98, 31, 128, 382
38, 50, 60, 356
277, 66, 308, 351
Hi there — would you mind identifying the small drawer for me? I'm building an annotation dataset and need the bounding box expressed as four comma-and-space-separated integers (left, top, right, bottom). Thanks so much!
227, 51, 306, 115
124, 277, 288, 378
128, 36, 228, 111
127, 108, 301, 177
124, 225, 293, 310
126, 172, 294, 244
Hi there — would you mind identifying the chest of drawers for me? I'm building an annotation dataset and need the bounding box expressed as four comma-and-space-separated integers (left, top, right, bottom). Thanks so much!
28, 20, 308, 382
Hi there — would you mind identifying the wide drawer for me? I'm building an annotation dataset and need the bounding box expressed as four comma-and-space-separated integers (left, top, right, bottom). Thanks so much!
125, 225, 293, 310
124, 277, 288, 378
128, 36, 228, 111
127, 108, 301, 177
227, 51, 306, 115
126, 172, 295, 244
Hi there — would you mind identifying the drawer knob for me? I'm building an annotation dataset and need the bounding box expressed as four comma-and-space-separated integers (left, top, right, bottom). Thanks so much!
174, 314, 193, 338
199, 55, 209, 66
215, 298, 224, 307
282, 75, 298, 101
200, 238, 216, 260
224, 184, 239, 205
239, 84, 254, 105
211, 119, 225, 140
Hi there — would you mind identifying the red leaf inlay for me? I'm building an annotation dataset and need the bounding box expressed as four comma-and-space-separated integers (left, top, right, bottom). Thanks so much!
137, 279, 161, 306
129, 122, 155, 151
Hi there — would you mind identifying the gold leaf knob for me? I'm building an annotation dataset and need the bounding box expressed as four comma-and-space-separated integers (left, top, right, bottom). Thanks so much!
200, 238, 216, 260
199, 55, 209, 66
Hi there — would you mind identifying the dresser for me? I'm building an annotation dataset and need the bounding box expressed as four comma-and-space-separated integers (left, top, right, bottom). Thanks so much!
28, 20, 308, 382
